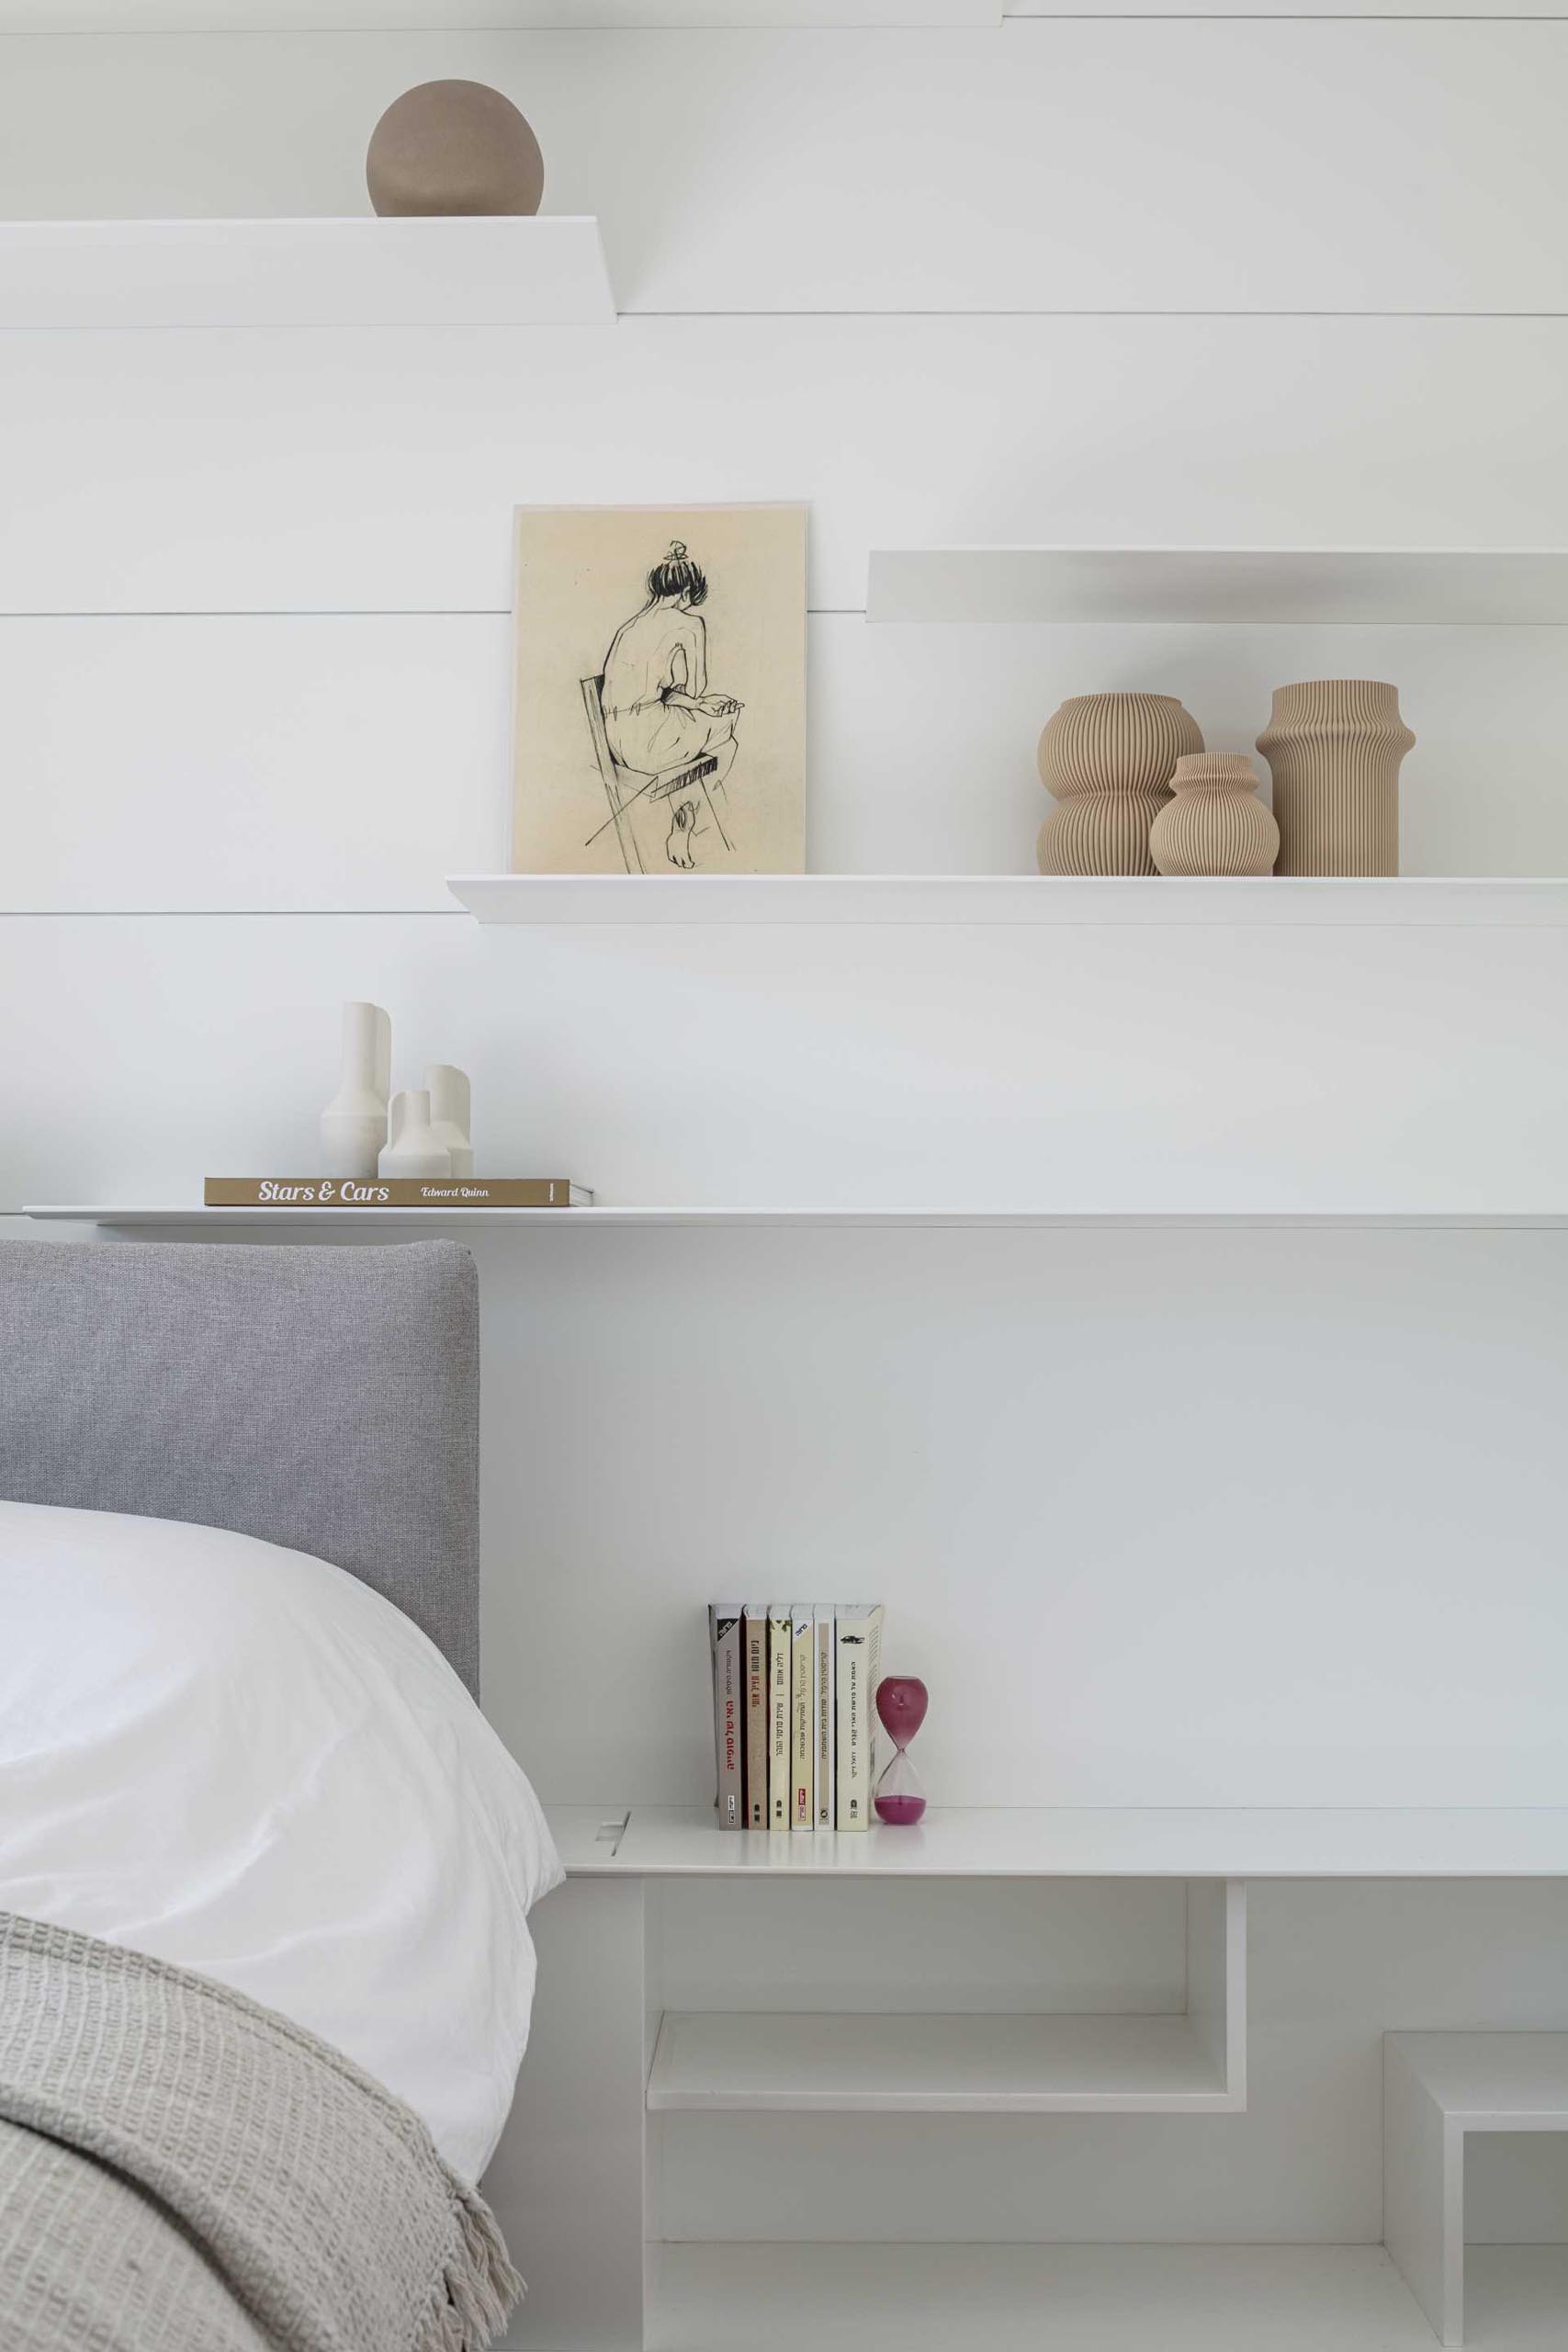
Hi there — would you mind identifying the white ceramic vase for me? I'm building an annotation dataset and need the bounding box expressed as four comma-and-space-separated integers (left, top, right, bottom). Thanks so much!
320, 1001, 391, 1180
425, 1064, 474, 1179
379, 1088, 452, 1179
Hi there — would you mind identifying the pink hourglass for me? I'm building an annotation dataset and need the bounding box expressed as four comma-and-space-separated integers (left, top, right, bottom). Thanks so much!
873, 1676, 929, 1826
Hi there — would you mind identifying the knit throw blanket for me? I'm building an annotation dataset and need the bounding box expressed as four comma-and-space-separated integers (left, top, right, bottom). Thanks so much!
0, 1912, 522, 2352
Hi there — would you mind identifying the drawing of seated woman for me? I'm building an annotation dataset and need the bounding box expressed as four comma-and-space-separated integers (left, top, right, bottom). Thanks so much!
601, 543, 742, 867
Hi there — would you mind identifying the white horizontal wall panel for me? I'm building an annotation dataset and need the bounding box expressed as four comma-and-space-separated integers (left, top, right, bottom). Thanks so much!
15, 614, 1568, 910
3, 316, 1566, 616
0, 915, 476, 1206
1, 28, 1567, 311
470, 920, 1568, 1210
807, 620, 1568, 881
475, 1224, 1568, 1811
0, 614, 509, 910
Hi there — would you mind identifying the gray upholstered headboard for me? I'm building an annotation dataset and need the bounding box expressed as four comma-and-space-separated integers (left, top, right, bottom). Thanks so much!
0, 1239, 480, 1695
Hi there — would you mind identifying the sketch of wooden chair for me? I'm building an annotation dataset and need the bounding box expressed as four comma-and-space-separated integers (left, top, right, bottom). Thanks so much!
581, 673, 721, 876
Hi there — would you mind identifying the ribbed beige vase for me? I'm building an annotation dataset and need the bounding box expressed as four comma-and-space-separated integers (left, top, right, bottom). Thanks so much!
1256, 680, 1415, 877
1037, 694, 1204, 876
1149, 753, 1280, 877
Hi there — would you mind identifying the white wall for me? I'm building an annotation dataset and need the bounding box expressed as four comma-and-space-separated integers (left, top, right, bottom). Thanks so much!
5, 8, 1568, 2272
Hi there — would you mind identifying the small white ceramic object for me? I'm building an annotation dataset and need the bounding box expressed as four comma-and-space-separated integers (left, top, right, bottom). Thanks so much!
379, 1089, 452, 1179
425, 1064, 474, 1179
320, 1001, 391, 1180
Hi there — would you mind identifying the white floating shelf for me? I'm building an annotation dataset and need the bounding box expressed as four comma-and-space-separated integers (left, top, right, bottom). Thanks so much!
24, 1206, 1568, 1231
21, 1206, 604, 1228
646, 2243, 1567, 2352
648, 2009, 1235, 2115
0, 217, 615, 330
0, 4, 999, 24
581, 1805, 1568, 1880
448, 874, 1568, 927
867, 547, 1568, 627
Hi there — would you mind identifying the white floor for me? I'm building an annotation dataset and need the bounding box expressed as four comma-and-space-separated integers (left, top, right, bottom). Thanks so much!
630, 2244, 1568, 2352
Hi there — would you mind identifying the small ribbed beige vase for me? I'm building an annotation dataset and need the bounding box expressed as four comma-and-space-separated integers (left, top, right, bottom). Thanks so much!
1149, 753, 1280, 877
1256, 680, 1415, 877
1037, 694, 1203, 876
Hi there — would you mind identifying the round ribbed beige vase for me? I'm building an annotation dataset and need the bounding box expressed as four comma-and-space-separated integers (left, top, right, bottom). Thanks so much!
1036, 694, 1203, 876
1149, 753, 1280, 877
1256, 680, 1415, 877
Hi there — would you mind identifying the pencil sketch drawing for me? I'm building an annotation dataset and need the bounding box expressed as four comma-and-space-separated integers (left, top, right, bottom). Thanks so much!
584, 541, 744, 873
512, 505, 807, 878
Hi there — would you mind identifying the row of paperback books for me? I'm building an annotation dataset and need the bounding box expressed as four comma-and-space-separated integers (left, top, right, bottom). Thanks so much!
708, 1603, 884, 1832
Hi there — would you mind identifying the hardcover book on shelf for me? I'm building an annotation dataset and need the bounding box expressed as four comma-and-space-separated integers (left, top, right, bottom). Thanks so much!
204, 1177, 591, 1209
834, 1602, 885, 1832
767, 1604, 792, 1830
744, 1604, 769, 1829
790, 1604, 816, 1831
708, 1605, 743, 1831
815, 1607, 835, 1829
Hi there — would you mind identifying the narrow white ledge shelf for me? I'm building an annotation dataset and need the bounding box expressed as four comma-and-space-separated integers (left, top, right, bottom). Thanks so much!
0, 217, 615, 329
645, 2244, 1568, 2352
21, 1206, 607, 1228
0, 4, 1000, 25
447, 874, 1568, 926
24, 1206, 1568, 1232
573, 1805, 1568, 1880
867, 546, 1568, 627
648, 2007, 1238, 2115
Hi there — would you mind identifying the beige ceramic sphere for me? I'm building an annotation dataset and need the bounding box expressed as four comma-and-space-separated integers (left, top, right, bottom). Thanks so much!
366, 80, 545, 218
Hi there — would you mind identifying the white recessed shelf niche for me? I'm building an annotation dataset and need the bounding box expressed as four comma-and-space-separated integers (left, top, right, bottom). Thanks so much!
647, 1997, 1244, 2117
0, 217, 615, 329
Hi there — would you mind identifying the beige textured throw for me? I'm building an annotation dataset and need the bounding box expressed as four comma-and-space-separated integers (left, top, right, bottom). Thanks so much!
0, 1913, 522, 2352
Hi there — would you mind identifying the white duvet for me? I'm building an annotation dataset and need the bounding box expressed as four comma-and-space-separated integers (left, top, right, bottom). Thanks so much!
0, 1498, 563, 2184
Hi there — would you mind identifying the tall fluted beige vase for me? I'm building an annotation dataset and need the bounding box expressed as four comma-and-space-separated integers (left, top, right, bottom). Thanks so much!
1149, 753, 1279, 876
1256, 680, 1415, 877
1037, 694, 1203, 876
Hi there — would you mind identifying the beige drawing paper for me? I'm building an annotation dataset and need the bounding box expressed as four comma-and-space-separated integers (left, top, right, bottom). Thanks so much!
513, 503, 807, 876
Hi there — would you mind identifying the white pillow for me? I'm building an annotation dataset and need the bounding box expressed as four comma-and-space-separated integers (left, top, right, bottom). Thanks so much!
0, 1498, 563, 2184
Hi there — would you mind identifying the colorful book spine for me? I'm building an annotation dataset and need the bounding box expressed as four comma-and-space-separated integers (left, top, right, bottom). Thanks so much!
708, 1604, 742, 1831
744, 1604, 769, 1829
834, 1602, 885, 1832
791, 1605, 816, 1830
815, 1607, 835, 1829
767, 1605, 792, 1830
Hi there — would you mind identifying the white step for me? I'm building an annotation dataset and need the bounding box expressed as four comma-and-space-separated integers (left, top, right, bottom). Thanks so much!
1384, 2032, 1568, 2346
